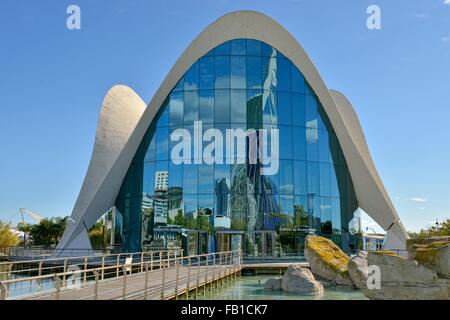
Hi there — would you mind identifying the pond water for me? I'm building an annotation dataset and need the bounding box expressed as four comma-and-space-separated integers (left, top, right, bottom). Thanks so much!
193, 275, 367, 300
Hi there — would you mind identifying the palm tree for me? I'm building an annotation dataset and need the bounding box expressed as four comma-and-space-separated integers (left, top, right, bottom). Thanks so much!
17, 222, 32, 247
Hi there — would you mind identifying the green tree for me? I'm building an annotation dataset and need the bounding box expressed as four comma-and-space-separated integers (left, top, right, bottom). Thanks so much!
29, 217, 68, 246
0, 221, 20, 254
17, 222, 32, 246
409, 219, 450, 239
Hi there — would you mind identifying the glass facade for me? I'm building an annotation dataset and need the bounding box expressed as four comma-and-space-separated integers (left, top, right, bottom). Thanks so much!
114, 39, 358, 256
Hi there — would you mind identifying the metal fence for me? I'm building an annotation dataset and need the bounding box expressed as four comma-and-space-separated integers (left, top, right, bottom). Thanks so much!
0, 250, 242, 300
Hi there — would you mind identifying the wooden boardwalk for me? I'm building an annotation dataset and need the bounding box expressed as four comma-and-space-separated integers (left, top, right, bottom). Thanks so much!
5, 252, 243, 300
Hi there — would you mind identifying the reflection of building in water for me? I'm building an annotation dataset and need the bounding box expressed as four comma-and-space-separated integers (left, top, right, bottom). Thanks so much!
154, 171, 169, 225
215, 178, 230, 217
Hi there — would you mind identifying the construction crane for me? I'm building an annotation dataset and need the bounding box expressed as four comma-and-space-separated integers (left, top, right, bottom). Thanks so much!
19, 208, 44, 224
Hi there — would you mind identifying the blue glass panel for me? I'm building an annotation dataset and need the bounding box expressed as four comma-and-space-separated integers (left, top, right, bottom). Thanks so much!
157, 100, 169, 128
215, 89, 230, 123
277, 92, 292, 125
184, 90, 198, 124
199, 90, 214, 124
305, 95, 318, 128
184, 62, 199, 91
279, 125, 292, 159
246, 39, 262, 56
306, 127, 319, 162
293, 160, 307, 195
215, 56, 230, 89
320, 197, 332, 234
262, 57, 277, 91
262, 42, 276, 57
169, 161, 183, 189
155, 126, 169, 161
319, 163, 331, 197
231, 56, 246, 89
262, 90, 277, 125
319, 129, 331, 163
215, 41, 231, 56
143, 162, 155, 196
277, 58, 292, 92
307, 161, 320, 196
292, 67, 305, 93
292, 94, 306, 127
169, 92, 183, 126
293, 126, 306, 160
230, 89, 247, 124
199, 57, 214, 90
279, 195, 294, 216
183, 164, 198, 194
230, 39, 246, 55
198, 164, 214, 194
246, 56, 262, 90
279, 160, 293, 195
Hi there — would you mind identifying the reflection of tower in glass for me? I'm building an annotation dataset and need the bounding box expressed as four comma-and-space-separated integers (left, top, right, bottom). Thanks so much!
154, 171, 168, 225
215, 178, 230, 217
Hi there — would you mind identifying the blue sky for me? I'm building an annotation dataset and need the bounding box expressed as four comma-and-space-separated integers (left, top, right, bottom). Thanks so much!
0, 0, 449, 232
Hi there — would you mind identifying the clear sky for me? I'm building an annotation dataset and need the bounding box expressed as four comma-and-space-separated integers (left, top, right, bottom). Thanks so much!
0, 0, 449, 232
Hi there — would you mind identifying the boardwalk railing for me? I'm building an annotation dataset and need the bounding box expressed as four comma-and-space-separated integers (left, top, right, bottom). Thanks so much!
0, 250, 242, 300
0, 248, 183, 283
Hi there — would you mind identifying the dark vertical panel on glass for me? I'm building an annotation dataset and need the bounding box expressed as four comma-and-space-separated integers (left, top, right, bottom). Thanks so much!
155, 126, 169, 161
279, 125, 292, 159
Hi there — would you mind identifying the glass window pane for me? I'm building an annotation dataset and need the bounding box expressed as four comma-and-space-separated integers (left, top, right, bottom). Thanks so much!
157, 101, 169, 127
215, 56, 230, 89
262, 57, 277, 91
198, 164, 214, 194
169, 161, 183, 189
183, 164, 198, 194
307, 161, 320, 196
231, 56, 246, 89
319, 163, 331, 197
262, 42, 276, 57
199, 90, 214, 124
294, 160, 307, 195
305, 95, 318, 129
184, 90, 198, 124
320, 197, 332, 234
155, 126, 169, 161
279, 194, 294, 216
199, 57, 214, 90
292, 93, 305, 127
246, 56, 262, 90
215, 41, 231, 56
144, 135, 156, 162
293, 126, 306, 160
279, 160, 293, 195
277, 92, 292, 125
173, 77, 184, 92
143, 162, 155, 196
294, 195, 309, 228
183, 194, 198, 218
306, 128, 319, 162
230, 39, 246, 55
330, 164, 340, 198
277, 58, 291, 92
215, 89, 230, 123
319, 130, 331, 163
230, 89, 247, 124
184, 62, 199, 91
279, 125, 292, 159
169, 92, 184, 126
292, 67, 305, 93
246, 39, 261, 56
262, 90, 277, 125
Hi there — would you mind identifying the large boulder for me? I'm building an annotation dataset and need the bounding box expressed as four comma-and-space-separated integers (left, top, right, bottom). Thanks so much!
281, 264, 324, 295
364, 251, 448, 300
264, 278, 282, 290
406, 237, 450, 277
304, 235, 353, 285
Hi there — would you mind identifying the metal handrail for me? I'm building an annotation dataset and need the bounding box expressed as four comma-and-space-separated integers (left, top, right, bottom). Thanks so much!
0, 250, 242, 300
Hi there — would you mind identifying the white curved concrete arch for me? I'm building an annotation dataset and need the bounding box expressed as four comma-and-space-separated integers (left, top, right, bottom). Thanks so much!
56, 85, 146, 255
329, 90, 408, 250
58, 10, 408, 253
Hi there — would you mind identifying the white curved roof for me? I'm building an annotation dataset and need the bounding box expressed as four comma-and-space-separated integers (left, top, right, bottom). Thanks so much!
57, 11, 408, 254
